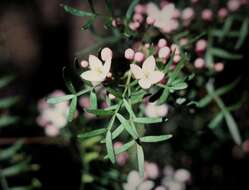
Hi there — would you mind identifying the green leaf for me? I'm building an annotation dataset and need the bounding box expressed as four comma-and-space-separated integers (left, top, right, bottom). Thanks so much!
81, 17, 96, 30
209, 112, 224, 129
211, 48, 242, 60
134, 117, 163, 124
106, 130, 115, 163
85, 108, 115, 116
140, 134, 172, 143
136, 144, 144, 178
114, 140, 135, 155
170, 82, 188, 90
123, 99, 135, 118
197, 95, 213, 108
0, 116, 18, 128
104, 0, 113, 15
0, 96, 19, 109
126, 0, 140, 21
112, 124, 124, 139
0, 140, 23, 160
60, 4, 95, 17
68, 96, 77, 122
235, 18, 249, 49
47, 95, 74, 104
90, 91, 97, 109
158, 87, 170, 105
62, 68, 76, 93
224, 111, 241, 145
106, 87, 122, 99
219, 16, 234, 41
116, 113, 138, 139
0, 75, 14, 89
78, 128, 106, 140
2, 160, 29, 177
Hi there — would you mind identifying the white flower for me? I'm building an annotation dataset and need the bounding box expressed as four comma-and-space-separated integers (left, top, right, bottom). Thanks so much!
145, 102, 169, 117
146, 3, 176, 32
80, 54, 111, 83
123, 170, 154, 190
130, 56, 164, 89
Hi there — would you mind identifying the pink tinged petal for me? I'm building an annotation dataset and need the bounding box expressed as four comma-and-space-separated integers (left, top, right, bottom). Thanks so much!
142, 56, 156, 72
80, 70, 105, 82
128, 171, 141, 187
130, 64, 144, 79
103, 58, 112, 74
88, 55, 103, 70
139, 78, 152, 89
138, 180, 154, 190
149, 71, 164, 84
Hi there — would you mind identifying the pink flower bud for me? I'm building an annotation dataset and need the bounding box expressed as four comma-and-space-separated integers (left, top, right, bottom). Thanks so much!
191, 0, 199, 4
182, 8, 195, 21
214, 62, 224, 72
179, 38, 188, 46
194, 58, 205, 69
173, 54, 181, 64
195, 39, 207, 53
227, 0, 240, 11
133, 13, 144, 23
134, 52, 145, 62
146, 16, 155, 25
124, 48, 135, 60
106, 72, 112, 78
79, 97, 91, 108
218, 8, 228, 19
158, 47, 170, 59
144, 43, 150, 49
202, 9, 213, 21
101, 47, 113, 61
158, 38, 167, 48
80, 60, 89, 68
135, 4, 145, 14
114, 142, 129, 166
171, 44, 180, 55
173, 9, 181, 19
144, 162, 159, 179
129, 22, 140, 31
242, 139, 249, 153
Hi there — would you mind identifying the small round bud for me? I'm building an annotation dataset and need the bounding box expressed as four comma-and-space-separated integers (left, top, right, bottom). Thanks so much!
158, 38, 167, 48
158, 47, 170, 59
194, 58, 205, 69
134, 52, 145, 62
218, 8, 228, 19
146, 16, 155, 25
195, 39, 207, 53
124, 48, 135, 60
135, 4, 145, 14
129, 22, 140, 31
173, 54, 181, 64
101, 47, 113, 61
133, 13, 143, 23
182, 7, 195, 21
227, 0, 240, 12
80, 60, 89, 68
106, 72, 112, 78
202, 9, 213, 21
214, 62, 224, 72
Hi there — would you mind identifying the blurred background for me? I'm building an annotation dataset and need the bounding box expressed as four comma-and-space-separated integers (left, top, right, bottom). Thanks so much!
0, 0, 249, 190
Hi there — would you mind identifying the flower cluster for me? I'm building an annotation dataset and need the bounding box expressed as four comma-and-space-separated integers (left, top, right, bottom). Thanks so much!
37, 90, 69, 136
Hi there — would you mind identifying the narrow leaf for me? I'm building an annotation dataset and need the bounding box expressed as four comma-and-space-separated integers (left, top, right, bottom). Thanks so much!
136, 144, 144, 178
126, 0, 140, 21
85, 108, 115, 116
77, 128, 106, 140
47, 95, 74, 104
90, 91, 97, 109
61, 4, 95, 17
140, 135, 173, 143
68, 96, 77, 122
134, 117, 163, 124
211, 48, 242, 60
106, 130, 115, 163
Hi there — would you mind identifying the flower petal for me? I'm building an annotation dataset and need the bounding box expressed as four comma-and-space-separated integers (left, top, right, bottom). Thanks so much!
102, 58, 112, 74
142, 56, 156, 73
89, 55, 103, 70
130, 64, 144, 79
139, 78, 152, 89
161, 3, 175, 20
146, 3, 160, 18
138, 180, 154, 190
127, 171, 141, 187
149, 71, 164, 84
80, 70, 105, 82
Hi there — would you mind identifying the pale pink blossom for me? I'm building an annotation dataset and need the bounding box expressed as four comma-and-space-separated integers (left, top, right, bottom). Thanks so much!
79, 96, 91, 108
129, 21, 140, 31
146, 3, 177, 33
130, 56, 164, 89
45, 124, 60, 137
135, 4, 145, 14
179, 38, 188, 46
146, 16, 156, 25
155, 186, 166, 190
145, 102, 169, 117
174, 169, 191, 183
227, 0, 241, 11
173, 54, 181, 64
125, 48, 135, 60
182, 7, 195, 21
